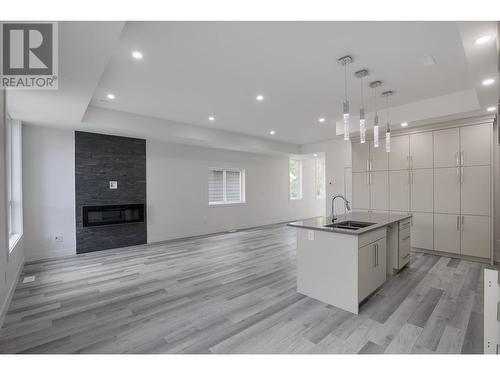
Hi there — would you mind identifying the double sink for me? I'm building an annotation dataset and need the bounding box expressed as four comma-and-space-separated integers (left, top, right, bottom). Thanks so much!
324, 220, 375, 231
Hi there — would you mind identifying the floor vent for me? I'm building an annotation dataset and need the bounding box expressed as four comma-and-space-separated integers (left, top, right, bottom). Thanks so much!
23, 276, 35, 283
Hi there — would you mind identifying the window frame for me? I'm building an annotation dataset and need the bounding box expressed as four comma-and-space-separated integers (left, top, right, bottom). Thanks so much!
315, 158, 326, 200
208, 168, 246, 206
6, 118, 23, 253
288, 159, 303, 201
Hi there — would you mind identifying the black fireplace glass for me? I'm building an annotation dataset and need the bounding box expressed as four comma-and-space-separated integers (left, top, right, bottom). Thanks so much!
82, 204, 145, 227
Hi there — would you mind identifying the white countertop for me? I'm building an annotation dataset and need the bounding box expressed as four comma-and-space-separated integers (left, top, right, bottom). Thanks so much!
287, 212, 412, 235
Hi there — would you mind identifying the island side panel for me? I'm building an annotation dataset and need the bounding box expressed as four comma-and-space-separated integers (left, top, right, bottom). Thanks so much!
296, 228, 359, 314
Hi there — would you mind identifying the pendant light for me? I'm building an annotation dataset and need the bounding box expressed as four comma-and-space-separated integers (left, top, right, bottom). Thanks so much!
338, 55, 353, 140
355, 69, 369, 144
369, 81, 382, 148
381, 90, 394, 153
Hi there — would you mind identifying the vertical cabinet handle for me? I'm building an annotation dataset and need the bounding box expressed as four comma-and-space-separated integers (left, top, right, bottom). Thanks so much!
411, 171, 413, 185
408, 171, 411, 185
407, 155, 410, 169
456, 167, 460, 183
410, 155, 413, 169
461, 216, 464, 232
367, 159, 369, 172
456, 216, 460, 231
455, 152, 459, 167
460, 151, 464, 166
461, 167, 464, 183
373, 244, 377, 267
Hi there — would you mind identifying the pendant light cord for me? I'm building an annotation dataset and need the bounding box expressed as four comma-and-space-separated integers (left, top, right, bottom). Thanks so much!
344, 64, 348, 101
360, 77, 364, 108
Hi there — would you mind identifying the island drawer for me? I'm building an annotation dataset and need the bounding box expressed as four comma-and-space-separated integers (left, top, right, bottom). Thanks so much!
358, 227, 387, 248
399, 218, 411, 231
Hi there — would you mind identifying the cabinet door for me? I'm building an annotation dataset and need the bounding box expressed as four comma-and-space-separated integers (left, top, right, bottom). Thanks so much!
460, 123, 491, 167
370, 141, 388, 171
410, 212, 433, 250
460, 166, 491, 216
370, 171, 389, 211
460, 215, 490, 259
389, 135, 409, 170
352, 142, 370, 172
358, 238, 387, 302
434, 167, 460, 214
434, 128, 460, 168
410, 132, 433, 169
389, 170, 410, 212
410, 169, 433, 212
352, 172, 370, 210
434, 214, 460, 254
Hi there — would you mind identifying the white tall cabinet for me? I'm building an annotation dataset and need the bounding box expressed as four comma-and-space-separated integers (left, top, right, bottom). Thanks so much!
351, 119, 493, 261
352, 141, 389, 212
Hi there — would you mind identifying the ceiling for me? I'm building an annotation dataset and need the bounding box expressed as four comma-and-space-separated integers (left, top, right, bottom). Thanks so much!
7, 21, 499, 153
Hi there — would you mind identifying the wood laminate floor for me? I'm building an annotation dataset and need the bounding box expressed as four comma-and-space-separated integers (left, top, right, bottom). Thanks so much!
0, 224, 487, 354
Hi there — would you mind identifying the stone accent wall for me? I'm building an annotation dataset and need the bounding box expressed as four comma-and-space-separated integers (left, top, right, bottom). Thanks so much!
75, 131, 146, 254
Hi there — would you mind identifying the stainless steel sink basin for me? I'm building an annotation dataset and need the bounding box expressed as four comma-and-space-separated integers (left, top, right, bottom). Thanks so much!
324, 220, 375, 230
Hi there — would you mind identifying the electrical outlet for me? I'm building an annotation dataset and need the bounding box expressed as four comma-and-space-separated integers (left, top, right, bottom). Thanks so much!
55, 234, 63, 242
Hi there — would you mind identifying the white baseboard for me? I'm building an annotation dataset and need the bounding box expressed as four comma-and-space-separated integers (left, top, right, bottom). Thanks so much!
0, 259, 23, 329
25, 246, 76, 263
147, 216, 314, 244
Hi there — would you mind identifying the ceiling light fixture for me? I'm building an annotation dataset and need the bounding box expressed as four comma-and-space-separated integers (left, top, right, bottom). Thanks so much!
106, 93, 115, 100
369, 81, 382, 148
482, 78, 495, 86
475, 35, 492, 44
338, 55, 353, 141
487, 107, 496, 112
381, 90, 394, 153
208, 116, 215, 121
269, 130, 275, 135
256, 94, 264, 101
313, 153, 318, 157
318, 118, 325, 123
355, 69, 369, 144
132, 51, 143, 60
401, 122, 408, 127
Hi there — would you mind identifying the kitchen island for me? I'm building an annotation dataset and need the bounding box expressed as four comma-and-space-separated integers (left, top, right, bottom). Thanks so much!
288, 212, 412, 314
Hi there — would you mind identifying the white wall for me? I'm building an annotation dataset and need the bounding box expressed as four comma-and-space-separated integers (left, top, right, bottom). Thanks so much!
22, 125, 76, 261
22, 124, 324, 260
301, 137, 352, 218
0, 90, 24, 326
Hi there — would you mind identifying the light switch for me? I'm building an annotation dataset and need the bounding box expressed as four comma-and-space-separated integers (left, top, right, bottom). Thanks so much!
308, 230, 315, 241
109, 181, 118, 189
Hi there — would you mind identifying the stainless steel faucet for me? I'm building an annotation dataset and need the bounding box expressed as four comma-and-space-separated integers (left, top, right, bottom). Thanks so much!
331, 194, 351, 221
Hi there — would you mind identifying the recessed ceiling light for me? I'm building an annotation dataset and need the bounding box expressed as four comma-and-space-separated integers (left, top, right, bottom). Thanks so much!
482, 78, 495, 86
401, 122, 408, 127
208, 116, 215, 121
313, 153, 318, 157
318, 118, 325, 123
269, 130, 275, 135
256, 94, 264, 101
475, 35, 492, 44
487, 107, 496, 112
106, 93, 115, 100
132, 51, 143, 60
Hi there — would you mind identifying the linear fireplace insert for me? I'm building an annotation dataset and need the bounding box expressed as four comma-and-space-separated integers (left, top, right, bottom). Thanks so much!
82, 204, 145, 227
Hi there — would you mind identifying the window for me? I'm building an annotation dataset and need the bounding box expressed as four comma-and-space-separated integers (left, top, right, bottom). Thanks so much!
208, 168, 245, 205
315, 158, 326, 199
289, 159, 302, 200
6, 118, 23, 252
